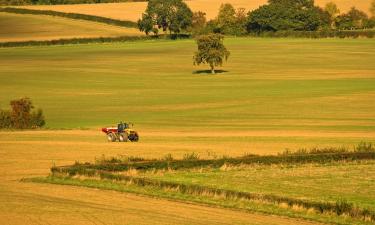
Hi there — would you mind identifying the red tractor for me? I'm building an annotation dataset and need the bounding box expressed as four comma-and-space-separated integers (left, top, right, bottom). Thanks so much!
101, 122, 139, 142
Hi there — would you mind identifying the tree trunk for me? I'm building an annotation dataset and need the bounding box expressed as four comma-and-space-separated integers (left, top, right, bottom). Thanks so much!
210, 64, 215, 74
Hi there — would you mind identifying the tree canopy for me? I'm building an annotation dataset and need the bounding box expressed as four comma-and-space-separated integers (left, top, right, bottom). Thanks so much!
193, 34, 230, 74
137, 0, 193, 35
336, 7, 369, 30
246, 0, 327, 32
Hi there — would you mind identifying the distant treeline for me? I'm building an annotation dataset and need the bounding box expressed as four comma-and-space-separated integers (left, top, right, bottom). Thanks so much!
0, 0, 146, 5
137, 0, 375, 37
0, 7, 137, 28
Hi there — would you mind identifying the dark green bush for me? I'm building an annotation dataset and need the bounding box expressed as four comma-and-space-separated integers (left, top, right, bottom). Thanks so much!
0, 110, 12, 129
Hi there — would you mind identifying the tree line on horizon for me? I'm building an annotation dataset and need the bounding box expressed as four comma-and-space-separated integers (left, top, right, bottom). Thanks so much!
137, 0, 375, 36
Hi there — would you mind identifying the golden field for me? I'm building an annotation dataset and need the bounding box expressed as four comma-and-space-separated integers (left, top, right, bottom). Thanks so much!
0, 12, 143, 42
0, 130, 326, 225
18, 0, 373, 22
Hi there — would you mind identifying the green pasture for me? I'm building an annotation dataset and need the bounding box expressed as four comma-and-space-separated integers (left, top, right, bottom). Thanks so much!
0, 38, 374, 131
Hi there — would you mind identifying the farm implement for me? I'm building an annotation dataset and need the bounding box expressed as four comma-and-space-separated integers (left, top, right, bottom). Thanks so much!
101, 122, 139, 142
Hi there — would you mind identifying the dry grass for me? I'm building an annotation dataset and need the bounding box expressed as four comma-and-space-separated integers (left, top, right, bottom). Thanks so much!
0, 130, 324, 225
1, 129, 374, 161
0, 12, 143, 42
18, 0, 373, 22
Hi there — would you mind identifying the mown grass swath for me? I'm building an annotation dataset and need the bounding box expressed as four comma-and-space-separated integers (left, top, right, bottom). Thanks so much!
0, 7, 137, 28
52, 145, 375, 174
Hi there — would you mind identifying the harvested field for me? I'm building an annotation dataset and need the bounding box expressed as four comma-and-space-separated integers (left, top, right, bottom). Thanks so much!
0, 12, 142, 42
17, 0, 373, 22
1, 130, 375, 159
0, 130, 325, 225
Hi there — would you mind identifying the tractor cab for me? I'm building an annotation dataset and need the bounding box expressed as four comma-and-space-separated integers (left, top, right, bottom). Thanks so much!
117, 122, 133, 132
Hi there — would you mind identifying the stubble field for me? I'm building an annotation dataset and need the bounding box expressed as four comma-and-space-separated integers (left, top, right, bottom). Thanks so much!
0, 12, 142, 42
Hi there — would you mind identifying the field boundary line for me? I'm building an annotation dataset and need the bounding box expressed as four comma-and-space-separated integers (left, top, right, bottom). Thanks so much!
0, 7, 138, 28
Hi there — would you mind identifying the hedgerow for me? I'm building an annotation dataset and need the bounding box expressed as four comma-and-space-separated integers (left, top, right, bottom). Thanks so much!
0, 34, 191, 48
52, 144, 375, 174
248, 30, 375, 38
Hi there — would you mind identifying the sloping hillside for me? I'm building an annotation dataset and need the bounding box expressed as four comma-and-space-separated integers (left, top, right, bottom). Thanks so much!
0, 12, 143, 42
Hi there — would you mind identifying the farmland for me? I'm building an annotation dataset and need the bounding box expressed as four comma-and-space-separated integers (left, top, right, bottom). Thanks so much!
17, 0, 373, 22
1, 31, 375, 225
0, 12, 142, 42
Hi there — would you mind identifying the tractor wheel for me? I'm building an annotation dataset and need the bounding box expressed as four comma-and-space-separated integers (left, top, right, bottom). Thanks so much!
107, 133, 116, 142
131, 133, 139, 142
119, 133, 128, 142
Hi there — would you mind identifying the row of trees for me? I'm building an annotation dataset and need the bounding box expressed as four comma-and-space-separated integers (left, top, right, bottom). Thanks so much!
0, 97, 45, 129
138, 0, 375, 36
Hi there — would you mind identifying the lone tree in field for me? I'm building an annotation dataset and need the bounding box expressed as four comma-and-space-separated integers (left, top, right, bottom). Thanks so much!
138, 0, 193, 35
193, 34, 230, 74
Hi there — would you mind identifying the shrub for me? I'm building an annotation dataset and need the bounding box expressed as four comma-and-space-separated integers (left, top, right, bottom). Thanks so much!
30, 108, 45, 128
335, 199, 354, 216
183, 152, 200, 160
162, 153, 174, 161
355, 142, 374, 152
0, 97, 45, 129
0, 110, 12, 129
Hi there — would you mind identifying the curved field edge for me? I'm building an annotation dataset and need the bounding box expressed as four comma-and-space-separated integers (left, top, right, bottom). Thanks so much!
24, 176, 372, 225
0, 12, 144, 43
0, 7, 137, 28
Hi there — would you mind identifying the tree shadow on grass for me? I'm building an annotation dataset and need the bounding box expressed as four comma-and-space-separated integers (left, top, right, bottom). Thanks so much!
193, 70, 229, 75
